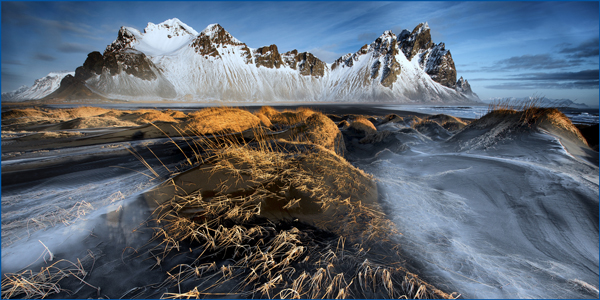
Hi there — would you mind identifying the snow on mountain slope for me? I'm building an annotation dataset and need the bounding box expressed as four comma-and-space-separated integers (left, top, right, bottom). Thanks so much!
105, 18, 198, 57
149, 24, 326, 101
33, 19, 481, 103
2, 71, 74, 101
325, 30, 470, 102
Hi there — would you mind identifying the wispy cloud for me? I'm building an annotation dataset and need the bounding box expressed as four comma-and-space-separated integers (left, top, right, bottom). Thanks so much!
491, 54, 573, 70
2, 60, 23, 65
34, 18, 93, 36
559, 38, 599, 58
57, 42, 94, 53
481, 69, 599, 89
472, 70, 599, 82
34, 53, 56, 61
485, 81, 599, 90
357, 32, 378, 44
515, 69, 599, 81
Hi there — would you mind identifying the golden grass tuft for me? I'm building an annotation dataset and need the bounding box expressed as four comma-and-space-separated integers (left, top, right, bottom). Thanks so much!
483, 99, 585, 141
424, 114, 468, 131
135, 111, 178, 124
452, 98, 589, 150
1, 107, 49, 120
349, 117, 377, 134
383, 114, 404, 123
164, 109, 187, 119
260, 107, 318, 126
338, 120, 350, 129
254, 112, 273, 128
258, 106, 280, 120
1, 251, 99, 299
184, 107, 262, 135
300, 113, 345, 155
64, 106, 111, 119
2, 106, 148, 130
412, 118, 438, 128
72, 116, 139, 129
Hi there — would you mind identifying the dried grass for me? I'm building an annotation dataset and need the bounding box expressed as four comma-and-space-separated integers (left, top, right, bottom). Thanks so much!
254, 112, 273, 128
260, 107, 317, 127
3, 106, 454, 299
1, 251, 99, 299
138, 110, 453, 299
297, 112, 346, 155
184, 107, 262, 135
349, 117, 377, 135
136, 111, 178, 123
484, 98, 585, 140
452, 97, 589, 150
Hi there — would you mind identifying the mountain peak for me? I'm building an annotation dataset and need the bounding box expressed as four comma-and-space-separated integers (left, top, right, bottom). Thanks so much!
106, 18, 199, 57
145, 18, 198, 36
400, 22, 433, 60
417, 22, 430, 30
28, 20, 480, 103
104, 26, 137, 54
202, 23, 225, 38
198, 23, 243, 45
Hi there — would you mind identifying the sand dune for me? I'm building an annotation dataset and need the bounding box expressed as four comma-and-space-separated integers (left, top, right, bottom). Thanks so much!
1, 105, 597, 299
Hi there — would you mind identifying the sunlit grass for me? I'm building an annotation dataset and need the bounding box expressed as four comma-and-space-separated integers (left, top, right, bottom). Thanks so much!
2, 106, 455, 299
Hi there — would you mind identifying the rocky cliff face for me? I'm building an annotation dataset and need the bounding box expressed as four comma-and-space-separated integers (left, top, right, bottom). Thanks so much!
398, 22, 457, 88
399, 23, 433, 61
282, 50, 326, 77
192, 24, 250, 59
32, 19, 479, 103
254, 44, 283, 69
420, 43, 456, 88
456, 76, 476, 96
75, 49, 160, 82
369, 31, 402, 88
104, 27, 137, 55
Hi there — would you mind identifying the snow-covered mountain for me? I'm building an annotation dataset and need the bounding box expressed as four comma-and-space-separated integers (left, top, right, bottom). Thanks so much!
12, 18, 481, 103
2, 71, 74, 102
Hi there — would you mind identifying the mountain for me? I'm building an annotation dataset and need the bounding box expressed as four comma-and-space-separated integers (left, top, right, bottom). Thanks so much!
7, 18, 480, 103
2, 71, 74, 102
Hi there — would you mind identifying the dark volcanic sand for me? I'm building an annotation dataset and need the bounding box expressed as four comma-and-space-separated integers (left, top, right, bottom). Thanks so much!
1, 105, 598, 299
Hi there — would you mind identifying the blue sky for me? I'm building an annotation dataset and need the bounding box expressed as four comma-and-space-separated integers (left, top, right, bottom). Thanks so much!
2, 1, 599, 106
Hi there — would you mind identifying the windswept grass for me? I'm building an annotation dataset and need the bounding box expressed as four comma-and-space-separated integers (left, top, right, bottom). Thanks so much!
451, 97, 589, 150
3, 106, 455, 299
1, 251, 99, 299
137, 107, 454, 299
258, 106, 317, 127
184, 107, 262, 135
348, 117, 377, 135
483, 98, 586, 142
296, 113, 346, 155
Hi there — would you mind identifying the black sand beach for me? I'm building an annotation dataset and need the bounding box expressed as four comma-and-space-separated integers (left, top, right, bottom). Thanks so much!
1, 104, 598, 299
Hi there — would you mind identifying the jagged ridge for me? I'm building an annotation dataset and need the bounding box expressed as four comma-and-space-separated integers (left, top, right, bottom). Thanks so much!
6, 19, 480, 103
